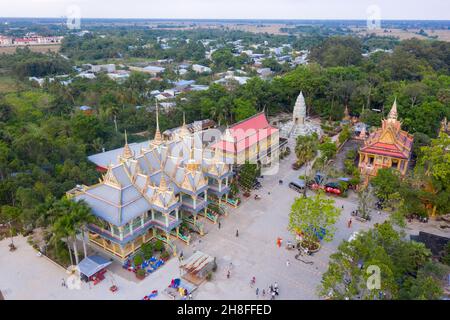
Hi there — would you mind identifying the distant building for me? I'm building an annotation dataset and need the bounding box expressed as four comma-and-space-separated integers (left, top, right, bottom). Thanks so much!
257, 68, 273, 79
192, 64, 212, 74
91, 64, 116, 73
129, 65, 165, 76
78, 105, 94, 115
0, 35, 13, 46
107, 70, 130, 82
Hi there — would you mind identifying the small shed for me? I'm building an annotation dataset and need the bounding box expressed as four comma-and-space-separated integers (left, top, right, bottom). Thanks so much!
180, 251, 215, 285
77, 255, 112, 280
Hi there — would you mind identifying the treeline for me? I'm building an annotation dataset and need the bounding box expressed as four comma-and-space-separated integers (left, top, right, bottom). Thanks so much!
178, 37, 449, 139
0, 47, 72, 78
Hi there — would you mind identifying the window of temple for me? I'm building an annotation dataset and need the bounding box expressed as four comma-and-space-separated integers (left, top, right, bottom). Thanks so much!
392, 159, 399, 169
369, 156, 374, 165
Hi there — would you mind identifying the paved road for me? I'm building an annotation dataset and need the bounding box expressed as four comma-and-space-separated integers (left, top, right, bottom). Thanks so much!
181, 140, 390, 300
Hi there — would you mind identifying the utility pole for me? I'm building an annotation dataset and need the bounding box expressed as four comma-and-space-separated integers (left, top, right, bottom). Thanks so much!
114, 115, 118, 133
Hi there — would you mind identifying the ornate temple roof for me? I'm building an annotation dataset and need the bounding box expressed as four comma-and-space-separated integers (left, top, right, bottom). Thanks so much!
360, 100, 413, 159
75, 112, 230, 226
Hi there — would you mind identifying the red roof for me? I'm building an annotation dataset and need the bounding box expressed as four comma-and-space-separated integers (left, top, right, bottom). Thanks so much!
361, 139, 411, 159
212, 113, 278, 153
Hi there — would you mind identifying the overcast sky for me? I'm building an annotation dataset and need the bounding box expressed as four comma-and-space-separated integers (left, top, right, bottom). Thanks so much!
0, 0, 449, 20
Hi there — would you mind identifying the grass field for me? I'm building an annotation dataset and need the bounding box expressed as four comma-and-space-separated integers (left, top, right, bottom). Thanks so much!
0, 44, 61, 55
0, 76, 18, 93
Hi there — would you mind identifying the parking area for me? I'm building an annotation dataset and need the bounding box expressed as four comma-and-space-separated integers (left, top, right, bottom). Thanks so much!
0, 140, 410, 300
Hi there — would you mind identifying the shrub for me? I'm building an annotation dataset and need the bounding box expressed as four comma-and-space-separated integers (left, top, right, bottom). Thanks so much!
141, 243, 154, 260
136, 269, 146, 278
154, 239, 164, 252
133, 254, 144, 266
160, 250, 170, 260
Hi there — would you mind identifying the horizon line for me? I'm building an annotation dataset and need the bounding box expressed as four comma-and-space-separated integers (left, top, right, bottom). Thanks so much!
0, 17, 449, 22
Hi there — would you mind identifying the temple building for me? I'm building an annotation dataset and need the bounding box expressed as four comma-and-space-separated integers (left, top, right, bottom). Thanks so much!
67, 108, 233, 261
358, 100, 414, 178
212, 112, 280, 167
280, 91, 322, 139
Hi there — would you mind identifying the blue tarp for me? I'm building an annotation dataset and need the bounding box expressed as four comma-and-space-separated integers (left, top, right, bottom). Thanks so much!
78, 255, 112, 278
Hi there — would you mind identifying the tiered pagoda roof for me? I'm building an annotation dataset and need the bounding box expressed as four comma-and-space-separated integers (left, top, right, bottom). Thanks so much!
360, 100, 413, 159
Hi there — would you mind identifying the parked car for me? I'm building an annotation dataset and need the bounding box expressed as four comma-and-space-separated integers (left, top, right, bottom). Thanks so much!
289, 179, 306, 193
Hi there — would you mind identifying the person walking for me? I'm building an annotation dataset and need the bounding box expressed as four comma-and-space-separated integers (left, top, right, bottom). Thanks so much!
256, 288, 259, 297
61, 278, 66, 287
218, 221, 221, 229
236, 229, 239, 237
262, 289, 266, 297
347, 218, 352, 228
227, 270, 231, 279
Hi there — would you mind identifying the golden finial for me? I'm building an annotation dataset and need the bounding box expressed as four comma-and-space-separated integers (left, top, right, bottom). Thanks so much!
154, 102, 162, 143
159, 174, 168, 191
122, 130, 133, 158
388, 98, 398, 121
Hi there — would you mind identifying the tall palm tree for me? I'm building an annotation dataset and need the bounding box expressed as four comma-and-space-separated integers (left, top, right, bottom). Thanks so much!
50, 198, 94, 265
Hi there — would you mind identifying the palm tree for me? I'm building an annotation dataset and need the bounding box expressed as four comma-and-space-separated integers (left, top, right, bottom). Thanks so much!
50, 198, 94, 265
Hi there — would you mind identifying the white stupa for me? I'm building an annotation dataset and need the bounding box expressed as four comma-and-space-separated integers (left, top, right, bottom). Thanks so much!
280, 91, 322, 139
293, 91, 306, 125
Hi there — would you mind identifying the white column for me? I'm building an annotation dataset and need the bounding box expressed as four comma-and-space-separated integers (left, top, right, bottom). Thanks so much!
141, 215, 144, 227
175, 208, 179, 220
119, 227, 124, 241
165, 214, 169, 227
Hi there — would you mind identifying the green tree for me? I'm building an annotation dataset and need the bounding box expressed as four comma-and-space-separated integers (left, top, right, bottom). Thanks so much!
288, 191, 341, 244
295, 133, 319, 167
238, 162, 258, 192
371, 168, 401, 203
319, 222, 445, 300
232, 98, 257, 122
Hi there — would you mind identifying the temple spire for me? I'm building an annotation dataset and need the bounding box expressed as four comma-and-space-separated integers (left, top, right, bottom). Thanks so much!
179, 111, 191, 137
159, 174, 168, 191
388, 98, 398, 121
154, 103, 162, 143
122, 130, 133, 158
